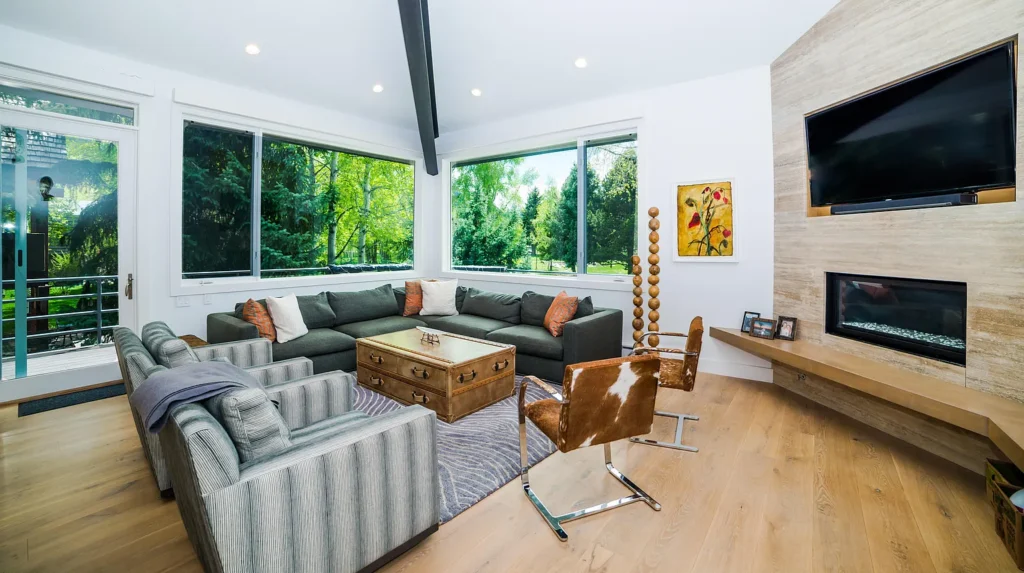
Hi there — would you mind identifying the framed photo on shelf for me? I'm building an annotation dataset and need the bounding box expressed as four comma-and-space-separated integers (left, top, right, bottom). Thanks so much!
749, 318, 777, 339
741, 311, 760, 333
776, 316, 797, 341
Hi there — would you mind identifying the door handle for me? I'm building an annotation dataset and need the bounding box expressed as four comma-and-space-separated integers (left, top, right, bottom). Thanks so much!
124, 273, 133, 300
17, 249, 22, 267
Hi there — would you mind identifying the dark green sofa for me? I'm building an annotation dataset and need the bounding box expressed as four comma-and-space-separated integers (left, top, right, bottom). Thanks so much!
206, 284, 623, 381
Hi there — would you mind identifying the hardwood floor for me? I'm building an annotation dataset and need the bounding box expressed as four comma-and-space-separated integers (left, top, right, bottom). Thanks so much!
0, 373, 1016, 572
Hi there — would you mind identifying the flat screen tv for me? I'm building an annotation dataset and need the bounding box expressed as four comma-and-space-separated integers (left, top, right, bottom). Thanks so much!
806, 42, 1017, 208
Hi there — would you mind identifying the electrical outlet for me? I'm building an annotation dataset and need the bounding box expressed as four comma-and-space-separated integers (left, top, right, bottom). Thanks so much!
176, 296, 191, 308
203, 294, 213, 305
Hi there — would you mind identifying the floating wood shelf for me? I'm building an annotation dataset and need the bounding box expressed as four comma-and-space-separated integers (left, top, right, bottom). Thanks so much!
711, 326, 1024, 471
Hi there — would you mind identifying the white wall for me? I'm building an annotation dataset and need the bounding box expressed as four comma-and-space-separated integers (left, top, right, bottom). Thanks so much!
430, 66, 776, 381
0, 24, 429, 343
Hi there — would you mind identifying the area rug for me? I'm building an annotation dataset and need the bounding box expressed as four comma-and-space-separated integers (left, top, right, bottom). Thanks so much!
352, 375, 558, 523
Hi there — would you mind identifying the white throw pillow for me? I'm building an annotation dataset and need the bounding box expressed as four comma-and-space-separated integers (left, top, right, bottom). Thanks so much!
419, 280, 459, 316
266, 294, 308, 343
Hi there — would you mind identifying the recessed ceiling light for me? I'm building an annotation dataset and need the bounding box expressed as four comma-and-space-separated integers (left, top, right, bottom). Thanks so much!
372, 84, 384, 93
574, 57, 587, 69
245, 44, 261, 56
471, 88, 482, 97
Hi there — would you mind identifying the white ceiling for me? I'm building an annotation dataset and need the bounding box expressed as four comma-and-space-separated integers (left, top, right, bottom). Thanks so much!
0, 0, 838, 132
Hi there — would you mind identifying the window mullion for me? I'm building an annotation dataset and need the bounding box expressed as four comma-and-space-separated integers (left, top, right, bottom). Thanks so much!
576, 140, 586, 276
252, 131, 262, 279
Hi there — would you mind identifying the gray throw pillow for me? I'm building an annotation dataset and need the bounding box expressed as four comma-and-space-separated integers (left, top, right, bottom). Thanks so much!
461, 288, 522, 324
575, 296, 594, 319
520, 291, 554, 327
328, 284, 399, 325
455, 286, 468, 312
206, 388, 291, 463
296, 292, 336, 329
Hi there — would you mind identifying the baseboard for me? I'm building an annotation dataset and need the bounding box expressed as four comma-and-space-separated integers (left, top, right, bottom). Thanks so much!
698, 358, 773, 383
0, 362, 122, 404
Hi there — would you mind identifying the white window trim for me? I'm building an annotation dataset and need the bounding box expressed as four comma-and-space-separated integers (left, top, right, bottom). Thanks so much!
169, 105, 425, 296
439, 119, 644, 292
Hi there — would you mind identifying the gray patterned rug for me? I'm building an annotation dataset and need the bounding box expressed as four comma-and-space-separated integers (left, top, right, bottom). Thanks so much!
352, 375, 558, 523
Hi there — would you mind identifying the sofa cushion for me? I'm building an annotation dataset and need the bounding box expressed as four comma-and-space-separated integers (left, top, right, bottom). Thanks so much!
429, 314, 514, 340
335, 316, 426, 339
273, 328, 355, 361
575, 296, 594, 318
141, 321, 198, 367
487, 324, 563, 361
461, 288, 521, 324
328, 285, 399, 325
296, 292, 336, 329
205, 387, 291, 463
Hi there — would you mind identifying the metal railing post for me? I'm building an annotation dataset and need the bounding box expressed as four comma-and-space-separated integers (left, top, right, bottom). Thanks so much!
95, 277, 104, 344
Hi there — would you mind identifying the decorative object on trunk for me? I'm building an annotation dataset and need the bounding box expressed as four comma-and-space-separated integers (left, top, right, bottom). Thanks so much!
417, 326, 442, 345
749, 317, 777, 339
776, 316, 797, 341
676, 180, 734, 260
741, 311, 760, 333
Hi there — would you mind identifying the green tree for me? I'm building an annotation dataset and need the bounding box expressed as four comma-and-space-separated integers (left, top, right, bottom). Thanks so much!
586, 147, 637, 272
521, 187, 541, 254
451, 159, 527, 268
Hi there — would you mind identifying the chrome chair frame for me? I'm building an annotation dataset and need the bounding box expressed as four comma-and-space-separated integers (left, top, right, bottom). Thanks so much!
630, 332, 701, 452
519, 375, 661, 541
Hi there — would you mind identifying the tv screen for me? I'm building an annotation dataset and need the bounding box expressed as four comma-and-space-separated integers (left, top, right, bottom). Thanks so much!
806, 42, 1017, 208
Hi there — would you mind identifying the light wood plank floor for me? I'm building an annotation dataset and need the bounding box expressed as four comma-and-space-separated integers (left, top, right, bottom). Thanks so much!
0, 373, 1016, 572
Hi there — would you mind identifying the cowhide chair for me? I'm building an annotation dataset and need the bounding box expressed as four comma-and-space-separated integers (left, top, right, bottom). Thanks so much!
630, 315, 704, 452
518, 354, 662, 541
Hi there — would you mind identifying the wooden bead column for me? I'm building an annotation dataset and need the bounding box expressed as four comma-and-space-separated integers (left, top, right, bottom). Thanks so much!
631, 254, 645, 347
646, 207, 661, 348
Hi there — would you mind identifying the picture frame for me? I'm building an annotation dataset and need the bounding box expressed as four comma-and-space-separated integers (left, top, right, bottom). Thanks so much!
749, 318, 777, 339
674, 177, 738, 262
741, 311, 760, 333
776, 316, 797, 341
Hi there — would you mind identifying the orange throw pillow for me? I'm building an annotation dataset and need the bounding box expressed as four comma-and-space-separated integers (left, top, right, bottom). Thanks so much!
543, 291, 579, 337
241, 299, 276, 342
403, 280, 423, 316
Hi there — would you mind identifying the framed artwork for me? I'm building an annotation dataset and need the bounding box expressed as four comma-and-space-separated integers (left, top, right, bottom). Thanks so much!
749, 318, 777, 340
675, 179, 735, 262
776, 316, 798, 341
741, 311, 760, 333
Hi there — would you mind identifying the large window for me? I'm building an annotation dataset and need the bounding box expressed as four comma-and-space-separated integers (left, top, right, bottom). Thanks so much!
450, 134, 636, 277
181, 121, 415, 280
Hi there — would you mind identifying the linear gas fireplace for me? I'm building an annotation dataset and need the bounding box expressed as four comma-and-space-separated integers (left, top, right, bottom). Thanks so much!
825, 273, 967, 365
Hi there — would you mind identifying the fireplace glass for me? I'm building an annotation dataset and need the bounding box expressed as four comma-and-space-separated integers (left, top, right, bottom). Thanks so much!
825, 273, 967, 365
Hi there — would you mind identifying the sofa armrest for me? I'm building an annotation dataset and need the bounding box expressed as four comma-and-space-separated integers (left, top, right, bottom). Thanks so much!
206, 312, 258, 344
201, 406, 438, 572
193, 337, 272, 368
563, 308, 623, 366
263, 370, 357, 430
244, 357, 313, 387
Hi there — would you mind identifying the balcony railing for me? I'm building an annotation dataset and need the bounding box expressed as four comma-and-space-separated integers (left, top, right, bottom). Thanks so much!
1, 275, 118, 353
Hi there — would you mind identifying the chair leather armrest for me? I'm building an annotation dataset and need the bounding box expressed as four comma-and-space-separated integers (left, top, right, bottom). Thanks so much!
263, 371, 357, 430
206, 312, 258, 344
193, 337, 273, 368
563, 309, 623, 366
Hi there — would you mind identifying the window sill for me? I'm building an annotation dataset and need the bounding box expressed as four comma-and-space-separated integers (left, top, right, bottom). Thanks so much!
171, 269, 421, 297
439, 270, 633, 292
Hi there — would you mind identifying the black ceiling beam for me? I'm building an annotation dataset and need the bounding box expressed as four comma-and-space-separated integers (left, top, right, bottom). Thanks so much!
398, 0, 439, 175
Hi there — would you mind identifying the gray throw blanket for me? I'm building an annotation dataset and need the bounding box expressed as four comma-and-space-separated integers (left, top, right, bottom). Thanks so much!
129, 361, 263, 433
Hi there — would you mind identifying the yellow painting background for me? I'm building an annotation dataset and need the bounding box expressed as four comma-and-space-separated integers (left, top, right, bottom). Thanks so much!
677, 181, 734, 257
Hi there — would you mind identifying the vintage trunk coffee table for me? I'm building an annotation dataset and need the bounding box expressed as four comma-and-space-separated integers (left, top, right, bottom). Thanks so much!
356, 329, 516, 423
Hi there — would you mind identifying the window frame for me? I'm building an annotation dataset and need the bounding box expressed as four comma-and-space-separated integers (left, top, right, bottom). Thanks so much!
440, 122, 642, 292
170, 106, 423, 296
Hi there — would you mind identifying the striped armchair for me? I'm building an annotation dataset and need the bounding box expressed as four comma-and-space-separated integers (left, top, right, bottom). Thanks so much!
161, 399, 439, 573
113, 323, 349, 495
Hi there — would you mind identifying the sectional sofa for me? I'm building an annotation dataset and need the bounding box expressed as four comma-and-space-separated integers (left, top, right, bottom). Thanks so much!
207, 284, 623, 381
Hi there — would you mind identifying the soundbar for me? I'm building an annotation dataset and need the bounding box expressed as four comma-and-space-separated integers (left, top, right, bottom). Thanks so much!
830, 193, 978, 215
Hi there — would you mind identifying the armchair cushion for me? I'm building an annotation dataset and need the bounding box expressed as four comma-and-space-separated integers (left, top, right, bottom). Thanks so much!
206, 388, 292, 463
141, 321, 198, 368
192, 337, 273, 368
487, 324, 563, 360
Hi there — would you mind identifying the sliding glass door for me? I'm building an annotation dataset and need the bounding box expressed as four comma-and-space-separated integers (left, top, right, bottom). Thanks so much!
0, 108, 135, 379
